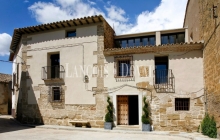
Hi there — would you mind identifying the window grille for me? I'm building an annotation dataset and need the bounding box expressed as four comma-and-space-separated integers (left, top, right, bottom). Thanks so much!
53, 87, 61, 101
175, 98, 190, 111
114, 55, 133, 77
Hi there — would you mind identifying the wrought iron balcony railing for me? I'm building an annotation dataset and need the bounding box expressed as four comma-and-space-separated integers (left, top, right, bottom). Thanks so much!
153, 69, 175, 93
41, 65, 65, 80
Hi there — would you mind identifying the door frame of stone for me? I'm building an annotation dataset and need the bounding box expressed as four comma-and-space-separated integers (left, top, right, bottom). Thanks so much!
112, 91, 143, 129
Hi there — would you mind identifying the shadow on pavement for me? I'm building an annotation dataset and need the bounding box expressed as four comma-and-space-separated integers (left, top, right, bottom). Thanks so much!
0, 115, 33, 134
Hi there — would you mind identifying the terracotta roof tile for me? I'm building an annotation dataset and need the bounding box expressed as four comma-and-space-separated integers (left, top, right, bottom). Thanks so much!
0, 73, 12, 83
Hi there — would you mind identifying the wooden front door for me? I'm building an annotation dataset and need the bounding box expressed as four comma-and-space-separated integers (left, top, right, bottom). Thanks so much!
117, 96, 128, 125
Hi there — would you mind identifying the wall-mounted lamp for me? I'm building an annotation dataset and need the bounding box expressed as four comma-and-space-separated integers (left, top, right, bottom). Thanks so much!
213, 5, 218, 18
84, 75, 89, 83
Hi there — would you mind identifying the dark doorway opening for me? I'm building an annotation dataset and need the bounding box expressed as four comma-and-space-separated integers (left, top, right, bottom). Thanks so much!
128, 95, 139, 125
50, 54, 60, 78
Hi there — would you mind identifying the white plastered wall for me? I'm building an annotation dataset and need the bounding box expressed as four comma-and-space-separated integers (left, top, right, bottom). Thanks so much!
25, 25, 98, 105
104, 50, 204, 128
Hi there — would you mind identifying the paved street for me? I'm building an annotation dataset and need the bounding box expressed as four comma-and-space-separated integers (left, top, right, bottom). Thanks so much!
0, 115, 214, 140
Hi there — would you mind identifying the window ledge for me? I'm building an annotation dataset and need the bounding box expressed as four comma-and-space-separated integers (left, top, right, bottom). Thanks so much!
43, 78, 64, 81
115, 76, 135, 82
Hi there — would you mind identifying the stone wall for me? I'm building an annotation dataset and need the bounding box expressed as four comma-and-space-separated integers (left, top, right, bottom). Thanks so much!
184, 0, 220, 136
137, 82, 204, 132
103, 20, 115, 49
150, 92, 204, 132
0, 82, 10, 115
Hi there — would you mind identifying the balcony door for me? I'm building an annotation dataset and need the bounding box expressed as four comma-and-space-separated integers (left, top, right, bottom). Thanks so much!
155, 56, 168, 84
51, 54, 60, 79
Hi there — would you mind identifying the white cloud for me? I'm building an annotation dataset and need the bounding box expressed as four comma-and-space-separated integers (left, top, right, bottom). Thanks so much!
87, 0, 96, 5
127, 0, 188, 33
105, 5, 128, 22
28, 0, 187, 35
0, 33, 12, 56
24, 0, 29, 3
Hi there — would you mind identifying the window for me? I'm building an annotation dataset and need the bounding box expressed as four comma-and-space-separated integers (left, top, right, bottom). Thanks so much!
52, 87, 61, 101
128, 39, 134, 47
175, 98, 190, 111
161, 32, 185, 44
134, 38, 140, 46
115, 35, 156, 48
66, 31, 76, 37
114, 56, 133, 77
149, 37, 156, 45
121, 40, 127, 48
50, 54, 60, 79
118, 60, 130, 76
155, 56, 168, 84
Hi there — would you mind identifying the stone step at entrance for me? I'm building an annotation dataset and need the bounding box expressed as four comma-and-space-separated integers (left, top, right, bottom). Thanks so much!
113, 125, 140, 131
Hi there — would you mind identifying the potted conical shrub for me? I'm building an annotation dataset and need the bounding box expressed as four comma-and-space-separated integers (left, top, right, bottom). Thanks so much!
142, 96, 151, 131
104, 96, 113, 130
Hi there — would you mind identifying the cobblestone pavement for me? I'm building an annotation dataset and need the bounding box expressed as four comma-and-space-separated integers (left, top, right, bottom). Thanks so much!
0, 115, 216, 140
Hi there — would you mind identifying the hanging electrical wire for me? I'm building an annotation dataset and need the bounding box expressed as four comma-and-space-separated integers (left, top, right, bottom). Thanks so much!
0, 60, 18, 64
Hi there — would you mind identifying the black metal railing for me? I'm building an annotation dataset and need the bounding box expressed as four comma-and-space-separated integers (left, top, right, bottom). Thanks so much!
41, 65, 65, 80
153, 69, 175, 93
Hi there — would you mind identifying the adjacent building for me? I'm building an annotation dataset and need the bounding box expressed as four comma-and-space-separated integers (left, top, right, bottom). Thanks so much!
0, 73, 12, 115
9, 15, 205, 132
184, 0, 220, 136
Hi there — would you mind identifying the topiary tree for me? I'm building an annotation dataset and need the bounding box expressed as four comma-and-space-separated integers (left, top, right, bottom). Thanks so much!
105, 96, 113, 122
142, 96, 150, 124
201, 114, 217, 138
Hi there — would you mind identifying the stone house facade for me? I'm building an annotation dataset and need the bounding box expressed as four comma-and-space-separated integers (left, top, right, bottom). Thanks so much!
184, 0, 220, 137
9, 15, 205, 132
0, 73, 12, 115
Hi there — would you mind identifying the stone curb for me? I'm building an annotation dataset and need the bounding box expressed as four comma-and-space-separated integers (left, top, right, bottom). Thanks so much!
10, 118, 215, 140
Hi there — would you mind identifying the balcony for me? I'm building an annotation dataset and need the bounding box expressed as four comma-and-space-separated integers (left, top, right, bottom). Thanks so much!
153, 69, 175, 93
41, 65, 65, 80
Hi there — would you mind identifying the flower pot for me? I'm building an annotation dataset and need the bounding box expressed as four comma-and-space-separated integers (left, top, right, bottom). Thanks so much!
142, 124, 151, 131
104, 122, 112, 130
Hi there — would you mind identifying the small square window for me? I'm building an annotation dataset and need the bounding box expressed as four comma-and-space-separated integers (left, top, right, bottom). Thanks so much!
52, 87, 61, 101
118, 60, 131, 76
175, 98, 190, 111
66, 31, 76, 37
114, 56, 133, 77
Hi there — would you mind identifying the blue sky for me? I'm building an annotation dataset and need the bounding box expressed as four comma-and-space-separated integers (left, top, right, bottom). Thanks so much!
0, 0, 187, 74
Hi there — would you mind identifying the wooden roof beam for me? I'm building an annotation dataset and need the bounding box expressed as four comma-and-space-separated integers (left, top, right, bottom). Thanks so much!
98, 17, 102, 22
38, 27, 45, 31
73, 21, 77, 26
79, 20, 83, 25
66, 22, 71, 27
85, 19, 90, 24
23, 29, 30, 34
92, 18, 96, 23
44, 26, 50, 30
49, 25, 54, 29
60, 23, 66, 28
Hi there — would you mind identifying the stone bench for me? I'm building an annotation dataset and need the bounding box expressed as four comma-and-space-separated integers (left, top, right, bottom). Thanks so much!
69, 121, 89, 127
